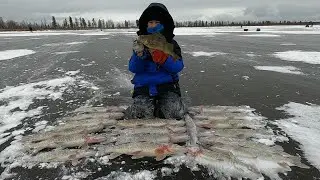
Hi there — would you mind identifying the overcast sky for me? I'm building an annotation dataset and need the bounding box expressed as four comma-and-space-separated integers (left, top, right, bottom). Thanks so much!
1, 0, 320, 22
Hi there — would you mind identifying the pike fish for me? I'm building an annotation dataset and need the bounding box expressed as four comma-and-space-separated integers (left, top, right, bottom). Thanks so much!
116, 119, 185, 128
188, 148, 263, 180
24, 134, 106, 154
73, 106, 127, 114
114, 133, 190, 145
65, 112, 124, 121
57, 119, 117, 129
98, 142, 187, 161
109, 126, 187, 135
23, 124, 105, 143
195, 119, 265, 129
137, 33, 180, 60
28, 148, 96, 165
188, 105, 255, 114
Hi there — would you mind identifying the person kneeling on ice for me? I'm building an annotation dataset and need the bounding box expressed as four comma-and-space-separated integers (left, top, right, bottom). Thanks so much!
124, 3, 185, 120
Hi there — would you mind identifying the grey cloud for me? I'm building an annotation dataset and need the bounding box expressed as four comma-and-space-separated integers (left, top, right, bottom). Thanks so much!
0, 0, 319, 22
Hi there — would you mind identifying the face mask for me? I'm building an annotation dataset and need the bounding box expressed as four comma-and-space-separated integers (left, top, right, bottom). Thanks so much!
147, 23, 164, 34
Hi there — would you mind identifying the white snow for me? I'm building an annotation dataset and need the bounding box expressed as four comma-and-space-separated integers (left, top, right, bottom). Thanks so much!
239, 34, 280, 37
161, 167, 173, 177
0, 49, 35, 61
65, 70, 80, 76
99, 37, 109, 40
96, 170, 156, 180
43, 41, 87, 47
189, 51, 227, 57
254, 66, 304, 75
274, 102, 320, 170
273, 51, 320, 65
52, 51, 80, 55
242, 76, 250, 80
200, 70, 205, 73
255, 138, 276, 146
280, 43, 296, 46
66, 41, 87, 45
32, 121, 48, 133
174, 28, 227, 36
0, 77, 75, 138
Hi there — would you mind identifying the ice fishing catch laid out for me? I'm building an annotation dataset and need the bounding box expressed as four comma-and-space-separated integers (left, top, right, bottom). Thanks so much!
0, 105, 309, 180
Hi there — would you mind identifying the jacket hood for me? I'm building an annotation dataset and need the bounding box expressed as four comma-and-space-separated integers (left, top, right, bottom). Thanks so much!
137, 3, 175, 42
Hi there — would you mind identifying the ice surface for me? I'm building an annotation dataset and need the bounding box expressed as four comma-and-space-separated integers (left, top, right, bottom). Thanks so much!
96, 170, 156, 180
0, 49, 35, 61
52, 51, 80, 55
254, 66, 304, 75
274, 102, 320, 170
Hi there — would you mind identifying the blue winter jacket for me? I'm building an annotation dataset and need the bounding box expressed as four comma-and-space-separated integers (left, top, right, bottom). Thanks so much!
128, 40, 184, 96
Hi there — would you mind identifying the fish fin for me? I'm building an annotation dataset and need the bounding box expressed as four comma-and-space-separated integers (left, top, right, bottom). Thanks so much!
155, 155, 166, 161
108, 153, 121, 160
131, 155, 144, 160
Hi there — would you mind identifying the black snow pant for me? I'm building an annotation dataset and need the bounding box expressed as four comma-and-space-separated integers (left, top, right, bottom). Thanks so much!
124, 83, 186, 120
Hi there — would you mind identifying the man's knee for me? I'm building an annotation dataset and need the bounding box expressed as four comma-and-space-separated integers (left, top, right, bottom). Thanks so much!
125, 95, 155, 119
158, 92, 186, 119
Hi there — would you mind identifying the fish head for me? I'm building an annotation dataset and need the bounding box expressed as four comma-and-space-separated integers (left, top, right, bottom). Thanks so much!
138, 33, 166, 49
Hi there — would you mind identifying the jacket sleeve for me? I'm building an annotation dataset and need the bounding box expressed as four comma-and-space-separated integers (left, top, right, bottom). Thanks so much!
161, 40, 184, 73
129, 51, 145, 73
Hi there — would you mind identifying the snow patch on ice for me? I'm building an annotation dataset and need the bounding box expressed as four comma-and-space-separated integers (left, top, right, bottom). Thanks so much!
96, 170, 156, 180
99, 37, 109, 40
254, 66, 304, 75
43, 41, 87, 47
161, 167, 173, 177
174, 27, 227, 36
189, 51, 227, 57
239, 34, 280, 37
52, 51, 80, 55
273, 51, 320, 65
32, 121, 48, 133
66, 41, 87, 45
274, 102, 320, 170
0, 49, 35, 61
280, 43, 296, 46
65, 70, 80, 76
242, 76, 250, 80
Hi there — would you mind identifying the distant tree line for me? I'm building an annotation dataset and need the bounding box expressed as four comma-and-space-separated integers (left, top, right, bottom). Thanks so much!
0, 16, 136, 31
174, 20, 317, 27
0, 16, 318, 31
